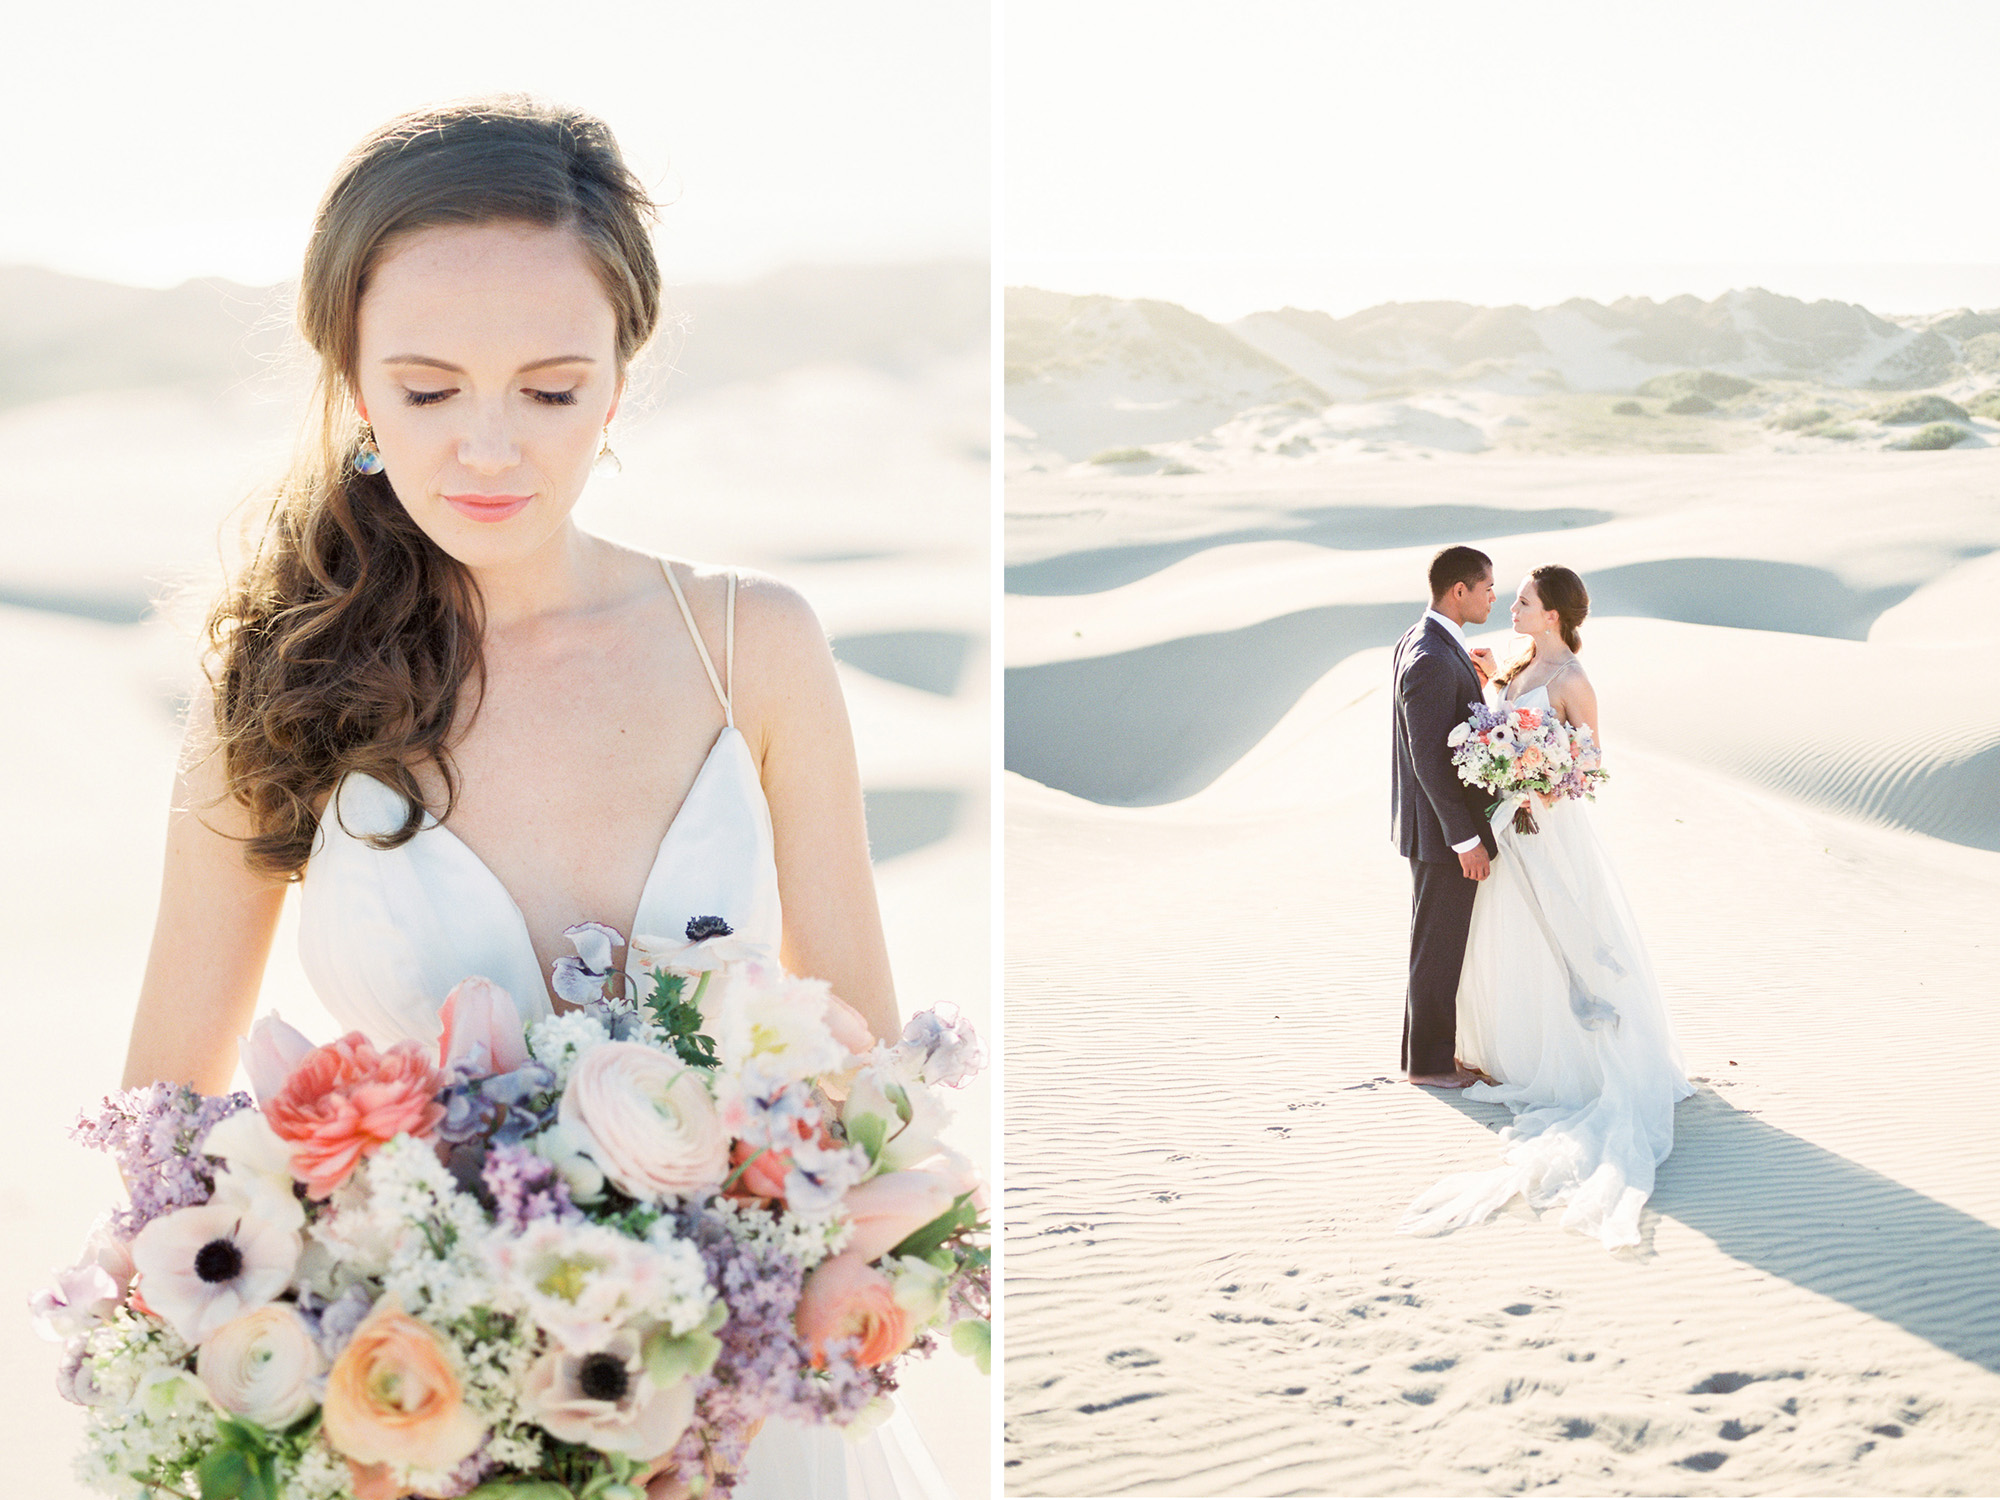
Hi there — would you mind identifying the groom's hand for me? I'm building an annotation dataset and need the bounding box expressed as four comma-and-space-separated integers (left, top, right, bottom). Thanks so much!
1458, 846, 1491, 881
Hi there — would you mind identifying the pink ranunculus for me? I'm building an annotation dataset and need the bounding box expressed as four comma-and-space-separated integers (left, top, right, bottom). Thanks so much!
437, 976, 529, 1079
265, 1033, 446, 1199
559, 1043, 728, 1203
841, 1169, 958, 1263
238, 1013, 319, 1106
795, 1252, 915, 1367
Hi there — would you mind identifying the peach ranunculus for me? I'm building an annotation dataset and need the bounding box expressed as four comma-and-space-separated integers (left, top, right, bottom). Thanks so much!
322, 1296, 485, 1485
795, 1252, 915, 1367
436, 976, 530, 1079
265, 1033, 446, 1199
559, 1043, 728, 1203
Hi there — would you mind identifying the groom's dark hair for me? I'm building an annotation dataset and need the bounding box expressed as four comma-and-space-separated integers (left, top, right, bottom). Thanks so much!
1428, 545, 1493, 602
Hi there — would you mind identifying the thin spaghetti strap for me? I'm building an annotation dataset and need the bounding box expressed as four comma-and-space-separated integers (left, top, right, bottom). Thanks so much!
660, 559, 732, 726
724, 571, 737, 719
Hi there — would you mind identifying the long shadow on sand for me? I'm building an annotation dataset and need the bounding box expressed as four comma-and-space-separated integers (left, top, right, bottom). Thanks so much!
1006, 601, 1414, 805
1436, 1084, 2000, 1375
1586, 559, 1917, 639
0, 582, 152, 624
1005, 503, 1614, 597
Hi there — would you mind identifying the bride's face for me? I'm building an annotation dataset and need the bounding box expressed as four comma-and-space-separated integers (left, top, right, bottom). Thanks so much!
1511, 578, 1554, 637
352, 221, 623, 568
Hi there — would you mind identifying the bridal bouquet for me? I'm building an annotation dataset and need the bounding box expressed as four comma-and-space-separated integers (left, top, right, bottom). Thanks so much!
34, 919, 988, 1500
1447, 702, 1607, 834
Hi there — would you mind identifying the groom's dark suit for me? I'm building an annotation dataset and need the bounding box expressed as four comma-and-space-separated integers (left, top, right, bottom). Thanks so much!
1391, 614, 1499, 1075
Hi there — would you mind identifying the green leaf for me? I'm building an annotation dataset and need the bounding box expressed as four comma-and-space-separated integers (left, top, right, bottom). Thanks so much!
463, 1482, 578, 1499
644, 1323, 723, 1384
194, 1444, 278, 1500
889, 1192, 977, 1262
951, 1317, 991, 1374
847, 1113, 888, 1164
645, 970, 721, 1069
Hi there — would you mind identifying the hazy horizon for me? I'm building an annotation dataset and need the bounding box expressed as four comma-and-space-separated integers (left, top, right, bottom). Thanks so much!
1004, 264, 2000, 325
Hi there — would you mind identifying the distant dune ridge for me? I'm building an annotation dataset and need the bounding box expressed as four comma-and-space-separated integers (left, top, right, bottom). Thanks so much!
1006, 285, 2000, 466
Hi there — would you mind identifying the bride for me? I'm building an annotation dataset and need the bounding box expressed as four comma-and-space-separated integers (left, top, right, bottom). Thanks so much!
118, 98, 949, 1498
1401, 565, 1695, 1252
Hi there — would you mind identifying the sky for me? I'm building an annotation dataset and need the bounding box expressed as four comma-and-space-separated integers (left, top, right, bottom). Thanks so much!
1006, 1, 2000, 319
3, 0, 988, 290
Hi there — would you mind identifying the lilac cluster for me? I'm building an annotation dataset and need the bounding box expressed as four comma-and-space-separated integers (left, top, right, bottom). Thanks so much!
897, 1004, 987, 1088
657, 1208, 882, 1494
71, 1083, 252, 1237
481, 1144, 580, 1233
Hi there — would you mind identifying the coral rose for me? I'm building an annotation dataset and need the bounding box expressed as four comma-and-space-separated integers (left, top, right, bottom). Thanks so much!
266, 1033, 445, 1199
559, 1043, 728, 1203
795, 1252, 915, 1367
322, 1296, 485, 1480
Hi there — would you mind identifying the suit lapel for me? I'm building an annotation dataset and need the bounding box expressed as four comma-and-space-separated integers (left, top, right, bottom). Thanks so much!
1424, 615, 1478, 693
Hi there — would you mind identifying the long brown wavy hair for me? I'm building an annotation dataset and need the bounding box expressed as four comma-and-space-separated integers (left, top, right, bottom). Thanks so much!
1492, 564, 1590, 688
206, 96, 663, 878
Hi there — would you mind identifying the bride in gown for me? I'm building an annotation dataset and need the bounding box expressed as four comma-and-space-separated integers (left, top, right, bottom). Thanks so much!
1401, 565, 1695, 1252
117, 98, 954, 1498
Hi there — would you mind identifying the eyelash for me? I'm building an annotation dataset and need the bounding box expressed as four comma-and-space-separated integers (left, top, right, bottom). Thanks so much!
401, 389, 579, 407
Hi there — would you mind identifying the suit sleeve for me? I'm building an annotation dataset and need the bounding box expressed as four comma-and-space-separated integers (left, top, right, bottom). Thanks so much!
1399, 650, 1482, 850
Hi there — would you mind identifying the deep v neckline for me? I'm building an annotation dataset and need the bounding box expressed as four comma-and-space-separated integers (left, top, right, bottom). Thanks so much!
341, 723, 747, 1004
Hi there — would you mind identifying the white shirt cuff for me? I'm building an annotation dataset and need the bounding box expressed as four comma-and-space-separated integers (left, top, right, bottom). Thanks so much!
1450, 834, 1483, 854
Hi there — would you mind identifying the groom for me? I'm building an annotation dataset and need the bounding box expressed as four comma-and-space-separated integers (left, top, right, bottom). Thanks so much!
1391, 545, 1501, 1089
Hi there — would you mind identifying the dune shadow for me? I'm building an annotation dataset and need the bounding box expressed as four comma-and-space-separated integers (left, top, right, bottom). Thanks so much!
863, 787, 963, 862
1006, 504, 1614, 597
1433, 1084, 2000, 1374
1586, 558, 1916, 639
832, 629, 975, 696
1005, 602, 1415, 805
0, 582, 152, 625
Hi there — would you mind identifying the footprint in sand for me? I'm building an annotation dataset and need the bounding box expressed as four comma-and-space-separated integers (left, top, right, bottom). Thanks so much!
1718, 1419, 1762, 1441
1678, 1452, 1729, 1472
1106, 1348, 1161, 1370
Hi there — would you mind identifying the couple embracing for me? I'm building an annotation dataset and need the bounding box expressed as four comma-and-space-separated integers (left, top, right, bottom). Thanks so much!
1389, 545, 1694, 1251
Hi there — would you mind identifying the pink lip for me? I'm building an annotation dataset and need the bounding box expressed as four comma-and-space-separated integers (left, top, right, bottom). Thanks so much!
444, 493, 532, 523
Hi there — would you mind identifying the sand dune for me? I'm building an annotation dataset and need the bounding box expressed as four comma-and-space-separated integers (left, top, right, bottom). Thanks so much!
1003, 447, 2000, 1494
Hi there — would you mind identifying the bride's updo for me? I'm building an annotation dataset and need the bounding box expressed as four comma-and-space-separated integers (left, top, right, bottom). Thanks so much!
205, 96, 663, 878
1532, 564, 1589, 652
1493, 564, 1590, 686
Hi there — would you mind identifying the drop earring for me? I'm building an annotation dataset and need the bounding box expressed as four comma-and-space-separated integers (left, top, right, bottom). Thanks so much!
354, 423, 385, 476
593, 427, 622, 478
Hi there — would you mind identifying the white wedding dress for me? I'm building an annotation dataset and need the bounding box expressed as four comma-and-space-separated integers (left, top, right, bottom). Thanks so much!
296, 563, 953, 1499
1400, 681, 1695, 1251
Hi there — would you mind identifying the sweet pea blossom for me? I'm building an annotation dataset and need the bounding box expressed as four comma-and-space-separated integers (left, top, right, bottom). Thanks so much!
29, 1215, 134, 1343
894, 1004, 986, 1088
552, 922, 624, 1007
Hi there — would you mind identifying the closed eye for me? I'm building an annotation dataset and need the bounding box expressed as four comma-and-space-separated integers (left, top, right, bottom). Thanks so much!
401, 388, 579, 407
